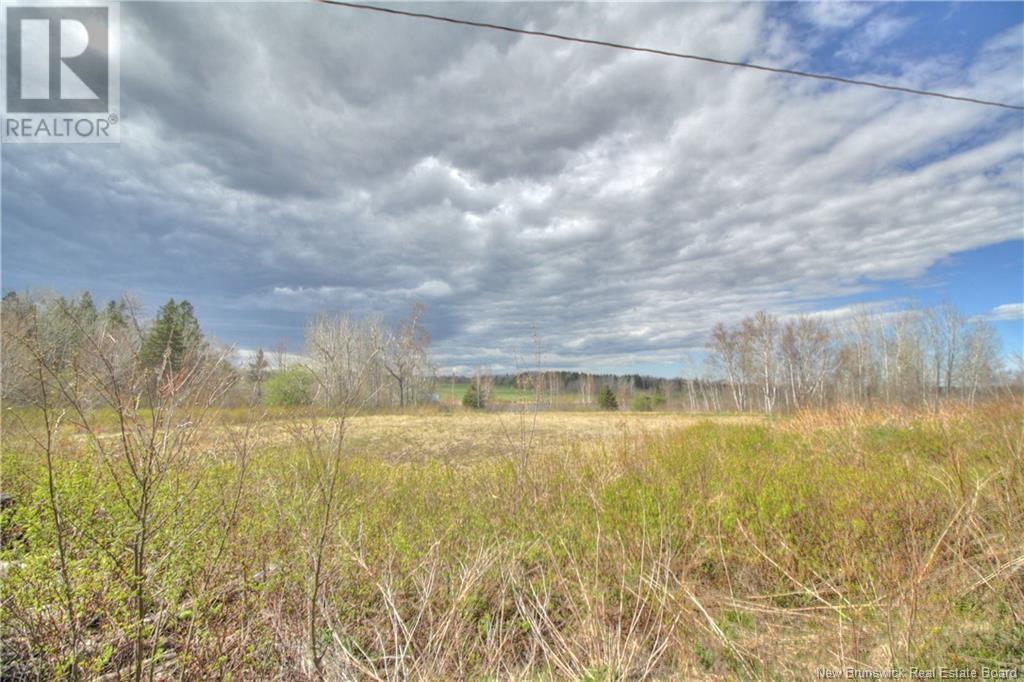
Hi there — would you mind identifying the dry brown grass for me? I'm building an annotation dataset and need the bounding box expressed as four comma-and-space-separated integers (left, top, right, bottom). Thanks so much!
269, 411, 761, 464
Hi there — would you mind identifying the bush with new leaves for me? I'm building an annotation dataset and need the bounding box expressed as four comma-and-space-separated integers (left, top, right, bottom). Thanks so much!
631, 393, 666, 412
263, 366, 316, 406
631, 395, 653, 412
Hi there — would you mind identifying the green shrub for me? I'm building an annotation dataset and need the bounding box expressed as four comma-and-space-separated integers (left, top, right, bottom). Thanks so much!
597, 385, 618, 411
631, 395, 653, 411
263, 366, 315, 406
631, 392, 666, 411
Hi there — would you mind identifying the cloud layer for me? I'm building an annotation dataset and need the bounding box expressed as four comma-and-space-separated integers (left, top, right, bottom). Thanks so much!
989, 303, 1024, 322
3, 3, 1022, 371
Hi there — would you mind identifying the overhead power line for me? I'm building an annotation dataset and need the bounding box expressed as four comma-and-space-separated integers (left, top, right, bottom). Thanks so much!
318, 0, 1024, 112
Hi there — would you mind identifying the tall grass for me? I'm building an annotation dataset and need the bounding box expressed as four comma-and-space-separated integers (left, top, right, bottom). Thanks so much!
1, 402, 1021, 678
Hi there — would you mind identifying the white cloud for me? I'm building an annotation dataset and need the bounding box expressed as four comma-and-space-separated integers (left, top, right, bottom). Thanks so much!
836, 13, 916, 63
801, 2, 874, 30
988, 303, 1024, 321
410, 280, 454, 299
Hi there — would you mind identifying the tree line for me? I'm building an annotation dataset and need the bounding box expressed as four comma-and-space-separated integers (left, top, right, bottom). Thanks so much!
703, 304, 1010, 414
1, 292, 435, 411
2, 291, 1014, 415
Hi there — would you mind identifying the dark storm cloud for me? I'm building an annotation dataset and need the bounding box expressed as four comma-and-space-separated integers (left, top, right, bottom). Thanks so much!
2, 2, 1021, 371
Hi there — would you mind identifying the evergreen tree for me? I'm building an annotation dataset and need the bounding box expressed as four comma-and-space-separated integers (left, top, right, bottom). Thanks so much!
74, 291, 98, 325
597, 385, 618, 411
176, 301, 203, 349
141, 299, 204, 371
103, 299, 129, 328
462, 382, 486, 409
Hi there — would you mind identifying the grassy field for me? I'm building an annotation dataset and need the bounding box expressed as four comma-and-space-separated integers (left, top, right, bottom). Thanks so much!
270, 411, 755, 463
1, 403, 1022, 679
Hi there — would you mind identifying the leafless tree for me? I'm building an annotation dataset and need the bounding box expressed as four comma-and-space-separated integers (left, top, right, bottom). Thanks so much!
779, 316, 833, 410
578, 373, 594, 406
378, 304, 427, 408
709, 323, 746, 411
740, 311, 778, 415
940, 302, 968, 395
272, 340, 289, 371
962, 318, 1001, 405
702, 302, 999, 413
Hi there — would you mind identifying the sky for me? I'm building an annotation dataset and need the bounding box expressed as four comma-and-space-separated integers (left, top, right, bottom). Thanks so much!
2, 1, 1023, 375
